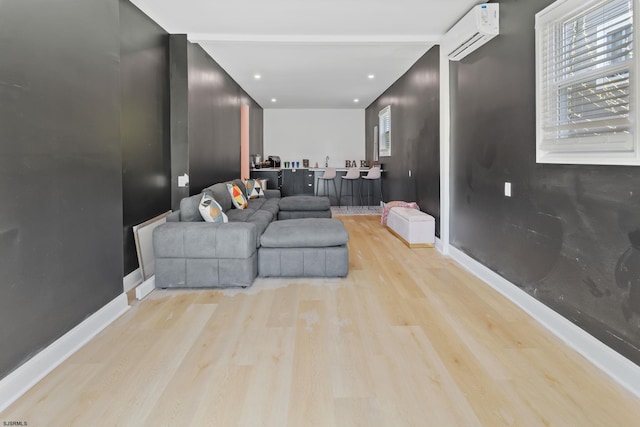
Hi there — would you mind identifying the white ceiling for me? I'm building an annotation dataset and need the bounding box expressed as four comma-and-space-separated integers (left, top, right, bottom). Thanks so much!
130, 0, 481, 109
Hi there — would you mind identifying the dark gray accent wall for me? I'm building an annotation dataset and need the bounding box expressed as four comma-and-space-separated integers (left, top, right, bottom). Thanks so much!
366, 47, 441, 236
248, 96, 264, 158
169, 35, 190, 209
0, 0, 123, 378
187, 43, 242, 194
120, 0, 170, 275
168, 38, 263, 201
450, 0, 640, 365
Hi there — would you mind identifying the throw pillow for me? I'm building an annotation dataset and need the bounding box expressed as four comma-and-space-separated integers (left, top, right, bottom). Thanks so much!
256, 178, 268, 191
227, 183, 249, 209
198, 193, 228, 223
244, 179, 265, 199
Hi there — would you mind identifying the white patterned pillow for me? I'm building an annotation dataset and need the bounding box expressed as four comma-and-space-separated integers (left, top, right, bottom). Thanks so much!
244, 179, 265, 199
198, 193, 228, 223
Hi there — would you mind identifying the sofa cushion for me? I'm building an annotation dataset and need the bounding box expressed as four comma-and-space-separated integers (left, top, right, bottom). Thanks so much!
260, 198, 280, 217
226, 208, 256, 222
278, 210, 331, 220
261, 218, 349, 248
248, 198, 266, 210
279, 196, 330, 211
246, 210, 273, 244
227, 183, 249, 209
264, 189, 281, 199
198, 193, 228, 223
206, 183, 233, 212
179, 193, 205, 222
248, 198, 280, 218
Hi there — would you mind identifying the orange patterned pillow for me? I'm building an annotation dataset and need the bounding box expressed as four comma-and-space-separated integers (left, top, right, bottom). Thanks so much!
226, 183, 248, 209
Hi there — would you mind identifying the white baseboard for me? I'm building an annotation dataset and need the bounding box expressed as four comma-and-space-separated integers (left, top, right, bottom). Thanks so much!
135, 276, 156, 300
448, 245, 640, 399
435, 237, 443, 252
0, 293, 129, 412
123, 268, 142, 293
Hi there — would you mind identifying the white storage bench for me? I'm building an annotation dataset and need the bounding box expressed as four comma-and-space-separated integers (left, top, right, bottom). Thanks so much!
386, 207, 435, 248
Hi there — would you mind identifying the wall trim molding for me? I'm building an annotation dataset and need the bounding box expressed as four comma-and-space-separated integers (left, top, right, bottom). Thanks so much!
0, 293, 129, 412
435, 237, 443, 252
135, 276, 156, 300
123, 268, 142, 293
438, 46, 451, 256
188, 33, 442, 44
448, 245, 640, 399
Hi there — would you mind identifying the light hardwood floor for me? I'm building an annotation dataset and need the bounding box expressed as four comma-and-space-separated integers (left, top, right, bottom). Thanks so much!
3, 215, 640, 426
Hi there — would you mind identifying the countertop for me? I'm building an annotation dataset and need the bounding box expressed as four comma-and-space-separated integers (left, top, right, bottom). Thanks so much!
251, 167, 380, 172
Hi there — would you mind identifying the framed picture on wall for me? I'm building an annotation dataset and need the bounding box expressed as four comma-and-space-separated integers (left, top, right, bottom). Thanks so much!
378, 105, 391, 157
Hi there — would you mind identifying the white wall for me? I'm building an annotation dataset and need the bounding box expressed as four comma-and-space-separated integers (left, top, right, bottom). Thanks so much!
263, 109, 365, 168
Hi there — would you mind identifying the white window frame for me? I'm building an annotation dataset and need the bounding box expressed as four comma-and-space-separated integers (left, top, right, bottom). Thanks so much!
535, 0, 640, 165
379, 106, 391, 157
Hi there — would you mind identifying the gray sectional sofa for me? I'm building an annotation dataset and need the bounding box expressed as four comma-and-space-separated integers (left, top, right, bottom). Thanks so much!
153, 179, 348, 288
154, 179, 280, 288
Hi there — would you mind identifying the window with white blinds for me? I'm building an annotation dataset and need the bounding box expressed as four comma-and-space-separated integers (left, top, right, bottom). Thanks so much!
536, 0, 640, 165
379, 106, 391, 157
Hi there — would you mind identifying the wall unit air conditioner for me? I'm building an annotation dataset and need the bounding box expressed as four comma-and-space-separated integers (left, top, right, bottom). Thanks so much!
444, 3, 499, 61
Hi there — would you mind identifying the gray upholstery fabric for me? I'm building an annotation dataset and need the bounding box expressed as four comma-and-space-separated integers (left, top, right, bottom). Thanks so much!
261, 218, 349, 248
154, 222, 257, 259
179, 193, 205, 222
206, 183, 233, 212
279, 196, 330, 211
185, 254, 257, 287
248, 198, 266, 210
166, 211, 180, 222
155, 258, 187, 287
264, 189, 281, 199
155, 254, 257, 288
155, 183, 354, 287
258, 246, 348, 277
278, 210, 331, 220
245, 210, 273, 242
154, 222, 258, 288
256, 198, 280, 217
226, 209, 256, 222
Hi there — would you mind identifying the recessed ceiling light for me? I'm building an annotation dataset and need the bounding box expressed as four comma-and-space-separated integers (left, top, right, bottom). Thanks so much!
368, 74, 375, 79
254, 74, 262, 79
271, 98, 277, 103
353, 98, 359, 103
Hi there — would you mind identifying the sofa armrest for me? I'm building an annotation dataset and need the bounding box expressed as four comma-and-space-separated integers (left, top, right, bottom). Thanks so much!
166, 211, 181, 222
154, 222, 257, 259
264, 189, 281, 199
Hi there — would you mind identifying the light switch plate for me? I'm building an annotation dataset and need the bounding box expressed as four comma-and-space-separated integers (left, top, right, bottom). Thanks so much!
504, 182, 512, 197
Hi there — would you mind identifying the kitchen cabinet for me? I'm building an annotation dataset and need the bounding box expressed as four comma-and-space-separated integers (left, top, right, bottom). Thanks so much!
303, 169, 315, 195
281, 168, 314, 196
250, 169, 280, 190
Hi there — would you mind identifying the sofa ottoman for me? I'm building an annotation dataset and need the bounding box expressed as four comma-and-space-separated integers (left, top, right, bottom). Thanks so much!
258, 218, 349, 277
278, 196, 332, 220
